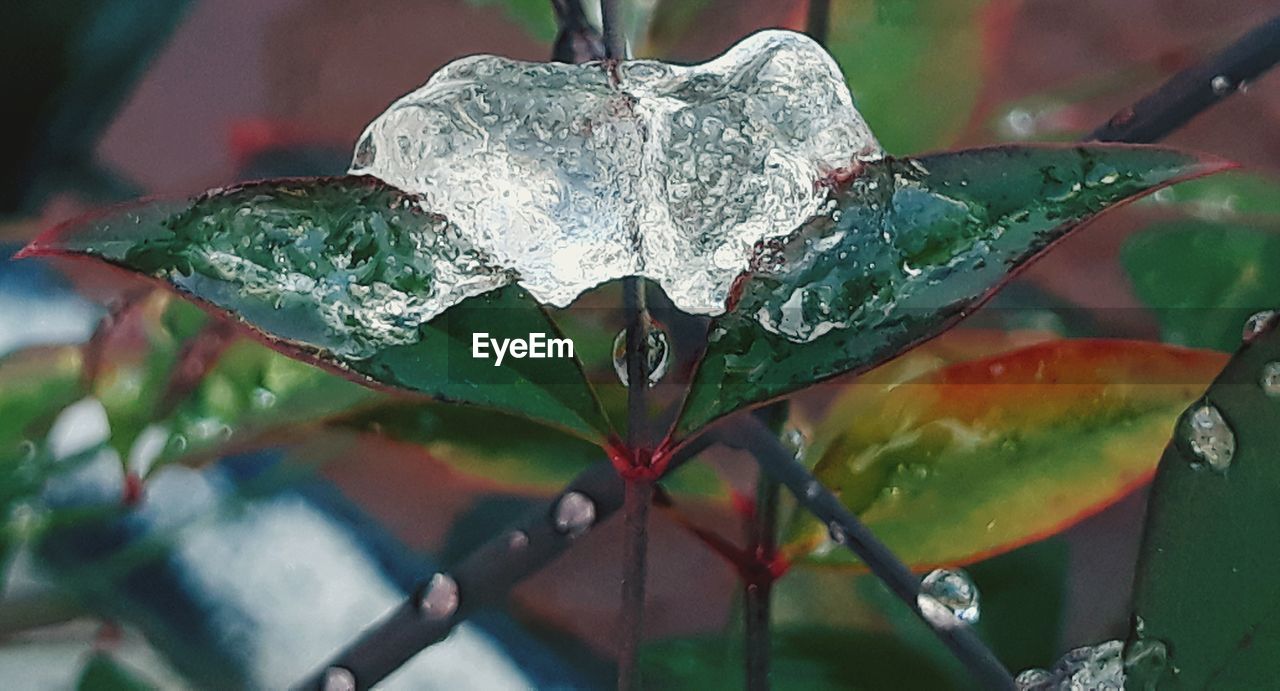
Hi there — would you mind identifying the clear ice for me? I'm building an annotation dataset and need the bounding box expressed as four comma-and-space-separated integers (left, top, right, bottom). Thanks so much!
351, 30, 878, 318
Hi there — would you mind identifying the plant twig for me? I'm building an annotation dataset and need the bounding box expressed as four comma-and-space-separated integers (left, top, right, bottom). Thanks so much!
599, 0, 627, 60
293, 432, 716, 690
805, 0, 831, 47
550, 0, 606, 63
616, 279, 653, 688
745, 475, 780, 691
1089, 13, 1280, 143
719, 416, 1017, 691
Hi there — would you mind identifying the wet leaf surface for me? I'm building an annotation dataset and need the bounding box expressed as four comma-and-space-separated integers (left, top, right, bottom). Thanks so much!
677, 144, 1229, 435
1126, 323, 1280, 688
785, 339, 1226, 568
20, 177, 610, 441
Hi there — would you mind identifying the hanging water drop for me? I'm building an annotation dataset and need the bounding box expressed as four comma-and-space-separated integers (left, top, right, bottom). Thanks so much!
1261, 362, 1280, 397
322, 666, 357, 691
1184, 403, 1235, 471
1242, 310, 1278, 343
553, 491, 596, 538
418, 572, 459, 620
1014, 668, 1051, 690
251, 387, 278, 410
920, 568, 980, 624
1123, 638, 1169, 682
508, 530, 530, 550
827, 522, 847, 545
782, 427, 807, 460
1211, 75, 1233, 95
612, 319, 671, 388
803, 480, 821, 500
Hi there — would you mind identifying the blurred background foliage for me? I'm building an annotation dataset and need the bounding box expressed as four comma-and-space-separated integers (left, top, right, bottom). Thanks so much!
1, 0, 1279, 688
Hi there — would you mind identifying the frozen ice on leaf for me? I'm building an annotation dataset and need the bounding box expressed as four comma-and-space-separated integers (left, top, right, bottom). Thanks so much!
352, 29, 878, 316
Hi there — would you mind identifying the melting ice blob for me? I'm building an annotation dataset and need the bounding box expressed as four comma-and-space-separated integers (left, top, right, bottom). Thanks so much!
351, 30, 878, 318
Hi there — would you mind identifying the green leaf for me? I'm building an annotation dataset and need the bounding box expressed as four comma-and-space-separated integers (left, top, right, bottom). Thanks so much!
676, 144, 1229, 436
160, 338, 378, 467
1123, 220, 1280, 352
828, 0, 987, 153
0, 346, 84, 463
785, 339, 1224, 568
21, 176, 610, 441
1126, 325, 1280, 688
1134, 170, 1280, 221
77, 652, 157, 691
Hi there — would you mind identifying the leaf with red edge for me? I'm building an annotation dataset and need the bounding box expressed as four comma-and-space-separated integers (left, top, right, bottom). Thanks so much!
675, 144, 1231, 437
18, 176, 611, 441
784, 339, 1227, 569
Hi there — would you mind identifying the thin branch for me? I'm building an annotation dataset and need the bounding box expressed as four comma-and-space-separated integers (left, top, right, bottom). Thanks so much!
293, 432, 716, 690
1089, 13, 1280, 143
550, 0, 606, 63
616, 280, 652, 685
745, 476, 780, 691
719, 416, 1017, 691
599, 0, 627, 60
805, 0, 831, 47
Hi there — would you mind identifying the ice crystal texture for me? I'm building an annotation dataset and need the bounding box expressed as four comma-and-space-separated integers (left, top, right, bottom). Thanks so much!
352, 30, 878, 317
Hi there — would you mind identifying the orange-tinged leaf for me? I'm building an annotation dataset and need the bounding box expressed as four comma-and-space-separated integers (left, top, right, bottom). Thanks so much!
787, 339, 1228, 569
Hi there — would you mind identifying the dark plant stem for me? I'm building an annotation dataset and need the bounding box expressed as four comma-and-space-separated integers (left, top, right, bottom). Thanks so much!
293, 433, 716, 690
720, 416, 1017, 691
805, 0, 831, 47
1089, 13, 1280, 143
600, 0, 626, 60
550, 0, 605, 63
617, 277, 653, 689
744, 476, 780, 691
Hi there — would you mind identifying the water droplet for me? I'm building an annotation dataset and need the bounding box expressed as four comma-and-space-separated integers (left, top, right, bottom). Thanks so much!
920, 568, 980, 624
1211, 75, 1233, 95
827, 522, 846, 545
16, 440, 36, 463
418, 572, 459, 620
1261, 362, 1280, 397
612, 320, 671, 388
1242, 310, 1278, 343
508, 530, 529, 550
1123, 638, 1169, 683
803, 480, 822, 500
782, 428, 807, 460
1002, 108, 1037, 139
322, 666, 357, 691
917, 593, 964, 630
1014, 668, 1052, 690
1184, 403, 1235, 471
553, 491, 596, 538
251, 387, 278, 409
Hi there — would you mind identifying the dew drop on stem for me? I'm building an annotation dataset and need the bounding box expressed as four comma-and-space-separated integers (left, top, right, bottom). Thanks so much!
507, 530, 530, 550
553, 491, 596, 538
919, 568, 980, 624
322, 666, 357, 691
418, 572, 459, 620
1211, 75, 1233, 95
